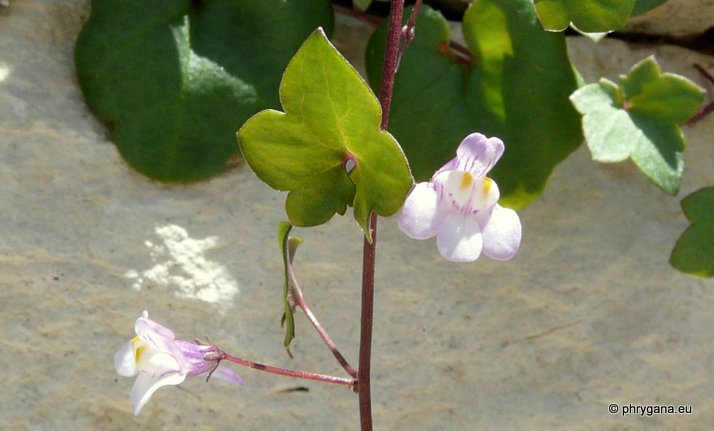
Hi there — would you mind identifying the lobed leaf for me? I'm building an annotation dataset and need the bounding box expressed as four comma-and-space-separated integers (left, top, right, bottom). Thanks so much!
239, 29, 412, 239
571, 57, 704, 194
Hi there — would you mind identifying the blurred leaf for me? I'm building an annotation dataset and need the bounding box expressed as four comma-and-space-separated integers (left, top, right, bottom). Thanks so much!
670, 187, 714, 277
366, 1, 582, 209
354, 0, 372, 11
570, 22, 610, 42
534, 0, 635, 32
571, 56, 704, 194
239, 29, 412, 239
632, 0, 668, 16
75, 0, 333, 181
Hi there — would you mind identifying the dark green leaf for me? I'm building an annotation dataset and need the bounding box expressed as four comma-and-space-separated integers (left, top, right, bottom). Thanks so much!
632, 0, 668, 16
75, 0, 333, 181
366, 1, 582, 209
239, 29, 412, 239
670, 187, 714, 277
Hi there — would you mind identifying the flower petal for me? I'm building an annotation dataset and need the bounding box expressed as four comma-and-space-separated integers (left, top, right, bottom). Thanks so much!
135, 311, 175, 341
433, 170, 476, 212
114, 339, 138, 377
130, 370, 186, 416
398, 182, 441, 240
433, 171, 501, 214
478, 204, 521, 260
436, 212, 483, 262
135, 311, 189, 369
212, 366, 244, 386
449, 133, 504, 178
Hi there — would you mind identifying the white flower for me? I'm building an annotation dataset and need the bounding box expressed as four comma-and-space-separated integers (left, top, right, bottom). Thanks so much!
398, 133, 521, 262
114, 311, 242, 415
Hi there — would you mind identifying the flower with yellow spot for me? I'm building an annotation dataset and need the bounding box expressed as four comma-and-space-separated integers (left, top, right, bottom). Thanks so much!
114, 311, 242, 415
398, 133, 521, 262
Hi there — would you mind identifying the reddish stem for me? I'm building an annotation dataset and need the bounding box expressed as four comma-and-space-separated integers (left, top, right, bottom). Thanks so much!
686, 63, 714, 124
333, 2, 474, 65
358, 212, 378, 429
405, 0, 422, 39
284, 230, 357, 378
356, 2, 405, 430
222, 353, 355, 388
291, 281, 358, 378
378, 0, 405, 129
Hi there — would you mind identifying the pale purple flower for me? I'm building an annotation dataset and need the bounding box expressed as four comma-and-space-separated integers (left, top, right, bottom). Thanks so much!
398, 133, 521, 262
114, 311, 242, 415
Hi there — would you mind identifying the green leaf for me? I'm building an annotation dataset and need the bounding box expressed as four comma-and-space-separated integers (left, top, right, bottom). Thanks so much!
622, 58, 705, 124
632, 0, 668, 16
353, 0, 373, 11
366, 1, 582, 209
239, 29, 412, 239
534, 0, 635, 32
570, 57, 704, 194
670, 187, 714, 277
75, 0, 333, 182
278, 222, 303, 357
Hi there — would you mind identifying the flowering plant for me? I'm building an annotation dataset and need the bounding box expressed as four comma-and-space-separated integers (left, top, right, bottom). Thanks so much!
105, 0, 711, 429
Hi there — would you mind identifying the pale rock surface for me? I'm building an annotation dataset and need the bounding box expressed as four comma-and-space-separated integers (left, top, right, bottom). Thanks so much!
622, 0, 714, 38
1, 2, 713, 431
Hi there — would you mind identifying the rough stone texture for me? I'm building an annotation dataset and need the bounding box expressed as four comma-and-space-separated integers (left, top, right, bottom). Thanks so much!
1, 2, 713, 431
622, 0, 714, 38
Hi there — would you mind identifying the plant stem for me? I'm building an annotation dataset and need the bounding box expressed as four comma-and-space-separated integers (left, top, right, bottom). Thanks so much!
289, 262, 358, 377
283, 226, 357, 377
378, 0, 404, 130
358, 212, 378, 428
357, 1, 405, 430
222, 353, 355, 388
333, 2, 474, 65
686, 63, 714, 124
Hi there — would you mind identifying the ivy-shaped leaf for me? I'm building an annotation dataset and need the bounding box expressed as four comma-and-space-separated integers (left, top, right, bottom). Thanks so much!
534, 0, 635, 33
75, 0, 333, 182
366, 1, 582, 209
670, 187, 714, 278
278, 222, 303, 357
570, 56, 704, 194
239, 29, 412, 239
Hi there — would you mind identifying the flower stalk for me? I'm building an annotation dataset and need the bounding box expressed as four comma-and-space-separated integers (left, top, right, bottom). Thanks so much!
286, 251, 357, 378
220, 352, 356, 389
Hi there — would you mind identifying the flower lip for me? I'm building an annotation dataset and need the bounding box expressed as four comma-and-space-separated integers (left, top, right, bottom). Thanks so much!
436, 133, 504, 179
